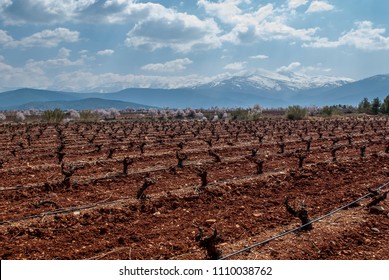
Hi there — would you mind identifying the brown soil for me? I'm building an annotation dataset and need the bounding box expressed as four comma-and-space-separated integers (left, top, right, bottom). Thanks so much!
0, 117, 388, 260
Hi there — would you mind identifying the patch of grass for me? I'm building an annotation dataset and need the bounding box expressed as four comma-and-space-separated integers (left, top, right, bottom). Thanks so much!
286, 105, 307, 120
42, 109, 66, 123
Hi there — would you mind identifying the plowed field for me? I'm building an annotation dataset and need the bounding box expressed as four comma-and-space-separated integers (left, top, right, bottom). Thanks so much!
0, 117, 388, 260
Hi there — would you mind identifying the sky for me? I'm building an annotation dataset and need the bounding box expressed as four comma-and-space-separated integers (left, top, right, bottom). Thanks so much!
0, 0, 389, 92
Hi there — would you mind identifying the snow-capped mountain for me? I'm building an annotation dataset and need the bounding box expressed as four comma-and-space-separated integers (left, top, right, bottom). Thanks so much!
195, 69, 353, 92
1, 72, 388, 109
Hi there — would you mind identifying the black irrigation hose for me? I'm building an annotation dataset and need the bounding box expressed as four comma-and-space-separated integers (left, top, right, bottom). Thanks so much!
0, 156, 243, 192
2, 142, 385, 192
1, 154, 387, 224
219, 181, 389, 260
0, 172, 262, 225
0, 197, 131, 225
0, 168, 293, 226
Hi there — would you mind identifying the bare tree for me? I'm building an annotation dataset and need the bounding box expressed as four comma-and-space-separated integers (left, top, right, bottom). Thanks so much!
208, 149, 221, 163
95, 143, 103, 153
254, 159, 264, 175
56, 151, 65, 163
194, 224, 221, 260
360, 145, 366, 158
122, 157, 134, 176
139, 142, 146, 154
176, 151, 188, 168
295, 150, 308, 169
304, 137, 312, 152
284, 198, 312, 230
60, 163, 83, 189
277, 142, 285, 154
196, 167, 208, 188
367, 188, 388, 208
107, 147, 116, 159
331, 146, 341, 162
136, 177, 156, 199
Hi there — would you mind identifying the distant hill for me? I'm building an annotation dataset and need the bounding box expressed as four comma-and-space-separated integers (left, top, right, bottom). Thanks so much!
1, 97, 154, 111
102, 88, 277, 108
0, 72, 388, 110
0, 88, 82, 108
315, 74, 389, 105
101, 73, 388, 108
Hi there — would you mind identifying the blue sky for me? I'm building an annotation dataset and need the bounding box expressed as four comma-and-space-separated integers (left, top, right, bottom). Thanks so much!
0, 0, 389, 92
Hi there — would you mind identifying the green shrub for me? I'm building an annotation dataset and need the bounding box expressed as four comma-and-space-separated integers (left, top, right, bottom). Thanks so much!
370, 97, 381, 115
320, 106, 333, 117
358, 97, 371, 114
42, 109, 66, 123
230, 108, 249, 120
286, 105, 307, 120
320, 106, 343, 117
230, 105, 262, 121
381, 95, 389, 114
79, 110, 100, 122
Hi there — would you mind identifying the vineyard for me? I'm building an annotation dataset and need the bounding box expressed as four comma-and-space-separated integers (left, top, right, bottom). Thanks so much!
0, 116, 388, 260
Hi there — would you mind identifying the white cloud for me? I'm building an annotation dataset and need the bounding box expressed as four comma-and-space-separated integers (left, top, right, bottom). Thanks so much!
288, 0, 309, 9
54, 71, 214, 92
0, 46, 87, 91
25, 58, 83, 69
58, 47, 71, 58
275, 62, 338, 79
0, 0, 321, 53
0, 29, 13, 44
276, 62, 301, 72
5, 28, 79, 48
224, 61, 247, 71
197, 0, 250, 25
0, 0, 191, 26
306, 1, 334, 13
97, 49, 115, 56
300, 65, 332, 75
250, 54, 268, 59
304, 21, 389, 51
0, 60, 51, 90
0, 0, 149, 25
125, 5, 222, 53
198, 1, 274, 26
23, 48, 84, 74
141, 58, 193, 73
0, 0, 117, 25
199, 0, 317, 44
255, 21, 317, 41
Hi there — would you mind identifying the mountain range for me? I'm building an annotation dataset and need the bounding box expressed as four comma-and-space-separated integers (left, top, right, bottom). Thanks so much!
0, 71, 388, 110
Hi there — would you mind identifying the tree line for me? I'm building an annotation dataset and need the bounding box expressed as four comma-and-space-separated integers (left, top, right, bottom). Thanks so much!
358, 95, 389, 115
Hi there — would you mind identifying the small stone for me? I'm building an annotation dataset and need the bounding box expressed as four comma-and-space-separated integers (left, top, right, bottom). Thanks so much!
369, 205, 384, 214
371, 228, 380, 233
253, 213, 262, 217
153, 211, 161, 216
73, 211, 80, 216
206, 219, 217, 224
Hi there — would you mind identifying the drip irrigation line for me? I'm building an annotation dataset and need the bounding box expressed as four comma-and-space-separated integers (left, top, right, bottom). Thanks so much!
1, 155, 387, 224
219, 181, 389, 260
0, 170, 275, 225
0, 154, 262, 192
2, 142, 386, 192
0, 197, 133, 225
